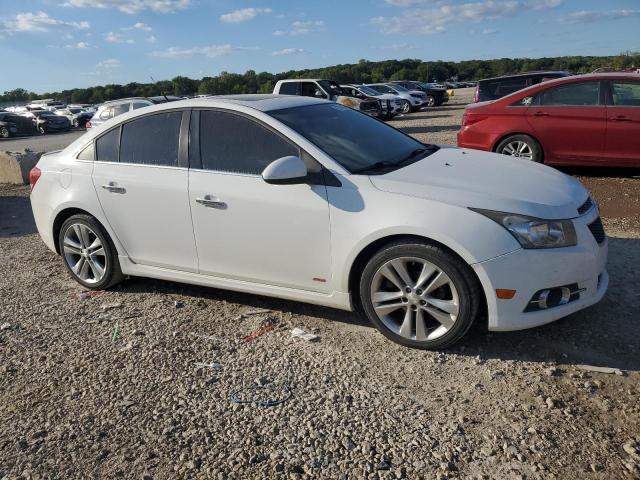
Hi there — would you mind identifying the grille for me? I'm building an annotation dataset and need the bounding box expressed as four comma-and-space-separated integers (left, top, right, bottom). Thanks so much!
577, 197, 593, 215
588, 217, 606, 244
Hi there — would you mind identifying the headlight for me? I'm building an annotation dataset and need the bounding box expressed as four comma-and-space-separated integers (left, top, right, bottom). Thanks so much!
471, 208, 577, 249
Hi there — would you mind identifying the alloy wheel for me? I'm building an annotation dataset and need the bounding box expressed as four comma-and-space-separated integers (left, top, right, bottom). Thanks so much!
62, 223, 107, 284
401, 101, 411, 114
0, 127, 9, 138
501, 140, 533, 160
370, 256, 459, 341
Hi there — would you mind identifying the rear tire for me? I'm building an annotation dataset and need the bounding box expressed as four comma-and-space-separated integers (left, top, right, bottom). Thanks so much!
0, 127, 10, 138
58, 214, 123, 290
358, 241, 480, 350
495, 134, 542, 163
400, 100, 411, 114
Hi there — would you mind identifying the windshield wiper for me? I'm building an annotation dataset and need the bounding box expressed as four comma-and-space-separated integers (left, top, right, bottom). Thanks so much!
352, 146, 439, 175
352, 160, 400, 174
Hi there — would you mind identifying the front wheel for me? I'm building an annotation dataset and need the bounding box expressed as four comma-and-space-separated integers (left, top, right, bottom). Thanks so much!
495, 134, 542, 162
400, 100, 411, 114
58, 214, 123, 290
0, 127, 9, 138
425, 95, 436, 107
359, 241, 480, 350
73, 119, 79, 128
38, 126, 45, 135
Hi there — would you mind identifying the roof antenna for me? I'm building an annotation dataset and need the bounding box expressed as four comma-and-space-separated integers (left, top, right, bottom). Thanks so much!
150, 76, 169, 102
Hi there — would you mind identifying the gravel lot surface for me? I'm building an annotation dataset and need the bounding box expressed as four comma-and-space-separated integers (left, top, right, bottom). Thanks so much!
0, 130, 84, 154
1, 90, 639, 479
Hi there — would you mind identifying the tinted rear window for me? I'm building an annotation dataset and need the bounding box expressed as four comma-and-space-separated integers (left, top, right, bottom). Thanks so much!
96, 127, 120, 162
119, 112, 182, 166
279, 82, 298, 95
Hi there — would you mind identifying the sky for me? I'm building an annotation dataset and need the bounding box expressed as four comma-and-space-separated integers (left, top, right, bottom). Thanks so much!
1, 0, 639, 93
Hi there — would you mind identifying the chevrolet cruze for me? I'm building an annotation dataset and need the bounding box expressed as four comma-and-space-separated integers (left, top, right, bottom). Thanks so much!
29, 95, 608, 349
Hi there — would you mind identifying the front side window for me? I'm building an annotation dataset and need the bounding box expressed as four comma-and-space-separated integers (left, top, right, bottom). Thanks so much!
119, 112, 182, 166
96, 127, 120, 162
132, 102, 150, 110
278, 82, 298, 95
77, 143, 95, 161
301, 82, 325, 98
611, 81, 640, 106
199, 110, 298, 175
270, 103, 434, 174
112, 103, 130, 116
540, 82, 600, 106
370, 85, 393, 94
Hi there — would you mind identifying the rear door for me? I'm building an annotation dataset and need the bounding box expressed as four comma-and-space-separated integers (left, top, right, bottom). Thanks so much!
92, 110, 198, 272
525, 80, 605, 165
604, 80, 640, 166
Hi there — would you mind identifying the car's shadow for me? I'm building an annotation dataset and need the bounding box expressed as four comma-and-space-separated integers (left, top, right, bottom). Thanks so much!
0, 195, 37, 238
116, 237, 639, 372
397, 125, 461, 135
558, 166, 640, 178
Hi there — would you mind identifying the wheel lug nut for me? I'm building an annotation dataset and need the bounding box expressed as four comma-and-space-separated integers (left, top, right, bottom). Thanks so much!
416, 289, 422, 295
411, 305, 417, 310
405, 287, 412, 293
401, 297, 408, 303
420, 300, 426, 306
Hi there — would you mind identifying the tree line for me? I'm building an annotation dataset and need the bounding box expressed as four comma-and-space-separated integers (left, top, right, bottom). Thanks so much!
2, 53, 639, 105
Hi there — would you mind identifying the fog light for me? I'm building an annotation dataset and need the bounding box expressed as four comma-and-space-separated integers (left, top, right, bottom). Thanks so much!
524, 283, 582, 312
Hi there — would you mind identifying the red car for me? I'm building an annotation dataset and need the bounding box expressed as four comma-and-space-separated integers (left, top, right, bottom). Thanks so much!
457, 73, 640, 167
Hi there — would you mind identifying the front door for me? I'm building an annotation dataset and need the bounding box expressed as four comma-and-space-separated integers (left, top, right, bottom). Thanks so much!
604, 80, 640, 167
525, 80, 606, 165
188, 109, 332, 292
92, 110, 198, 272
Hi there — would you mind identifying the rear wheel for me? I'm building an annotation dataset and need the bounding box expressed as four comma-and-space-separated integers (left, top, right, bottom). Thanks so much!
58, 214, 123, 290
495, 134, 542, 163
359, 241, 480, 350
0, 127, 9, 138
400, 100, 411, 114
73, 119, 79, 128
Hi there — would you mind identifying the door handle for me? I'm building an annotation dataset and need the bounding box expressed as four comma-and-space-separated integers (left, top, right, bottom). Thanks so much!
101, 182, 126, 194
610, 115, 632, 122
532, 111, 549, 117
196, 195, 227, 209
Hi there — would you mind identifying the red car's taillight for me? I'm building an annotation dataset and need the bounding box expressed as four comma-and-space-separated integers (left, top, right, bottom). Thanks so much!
462, 112, 488, 127
29, 166, 41, 191
86, 121, 92, 129
473, 85, 479, 103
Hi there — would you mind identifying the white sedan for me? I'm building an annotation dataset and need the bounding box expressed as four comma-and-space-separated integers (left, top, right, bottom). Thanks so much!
29, 95, 608, 349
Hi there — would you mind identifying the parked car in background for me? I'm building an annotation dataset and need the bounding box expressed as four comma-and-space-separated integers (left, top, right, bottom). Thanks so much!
273, 79, 384, 119
458, 73, 640, 167
55, 107, 94, 128
27, 99, 66, 111
30, 94, 608, 350
340, 84, 403, 119
87, 96, 182, 129
22, 110, 71, 134
390, 80, 449, 107
0, 111, 36, 138
366, 83, 426, 113
473, 71, 569, 102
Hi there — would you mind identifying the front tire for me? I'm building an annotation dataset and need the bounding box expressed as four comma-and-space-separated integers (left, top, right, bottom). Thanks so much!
0, 127, 10, 138
495, 134, 542, 163
400, 100, 411, 114
73, 119, 79, 128
425, 95, 436, 107
358, 241, 480, 350
58, 214, 123, 290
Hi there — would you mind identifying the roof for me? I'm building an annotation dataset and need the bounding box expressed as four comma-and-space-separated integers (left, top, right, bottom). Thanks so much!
181, 94, 328, 111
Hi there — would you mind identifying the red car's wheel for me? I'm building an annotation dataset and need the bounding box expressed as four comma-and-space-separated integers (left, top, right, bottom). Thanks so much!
495, 134, 542, 163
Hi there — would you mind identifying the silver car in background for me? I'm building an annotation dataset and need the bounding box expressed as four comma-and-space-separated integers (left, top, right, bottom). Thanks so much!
366, 83, 427, 113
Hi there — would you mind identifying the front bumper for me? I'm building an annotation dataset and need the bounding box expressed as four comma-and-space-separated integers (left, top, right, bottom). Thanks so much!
472, 207, 608, 331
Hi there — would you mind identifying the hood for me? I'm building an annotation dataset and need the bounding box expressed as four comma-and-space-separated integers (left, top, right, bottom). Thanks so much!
369, 147, 588, 219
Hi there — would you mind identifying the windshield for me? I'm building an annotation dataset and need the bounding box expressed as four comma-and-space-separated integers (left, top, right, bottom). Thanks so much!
369, 84, 393, 94
270, 103, 437, 174
358, 85, 380, 96
390, 84, 408, 92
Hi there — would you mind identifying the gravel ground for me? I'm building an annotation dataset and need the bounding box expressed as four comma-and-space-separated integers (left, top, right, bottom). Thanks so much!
1, 91, 639, 479
0, 130, 84, 154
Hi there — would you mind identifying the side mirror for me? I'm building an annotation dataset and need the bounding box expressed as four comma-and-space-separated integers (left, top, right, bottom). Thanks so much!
262, 156, 308, 185
314, 89, 325, 98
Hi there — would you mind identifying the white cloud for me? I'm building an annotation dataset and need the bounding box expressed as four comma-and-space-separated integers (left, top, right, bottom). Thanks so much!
273, 20, 324, 36
150, 44, 254, 59
220, 7, 272, 23
372, 0, 561, 35
124, 22, 152, 31
65, 41, 91, 48
562, 9, 640, 24
61, 0, 190, 14
374, 43, 413, 51
0, 11, 89, 33
104, 31, 132, 43
146, 35, 157, 43
271, 47, 305, 56
96, 58, 121, 69
482, 28, 498, 34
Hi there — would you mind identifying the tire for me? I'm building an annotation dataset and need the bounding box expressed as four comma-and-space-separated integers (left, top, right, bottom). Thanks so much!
358, 241, 480, 350
425, 95, 436, 107
495, 134, 542, 163
73, 119, 79, 128
58, 214, 123, 290
38, 126, 45, 135
0, 127, 9, 139
400, 100, 411, 114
